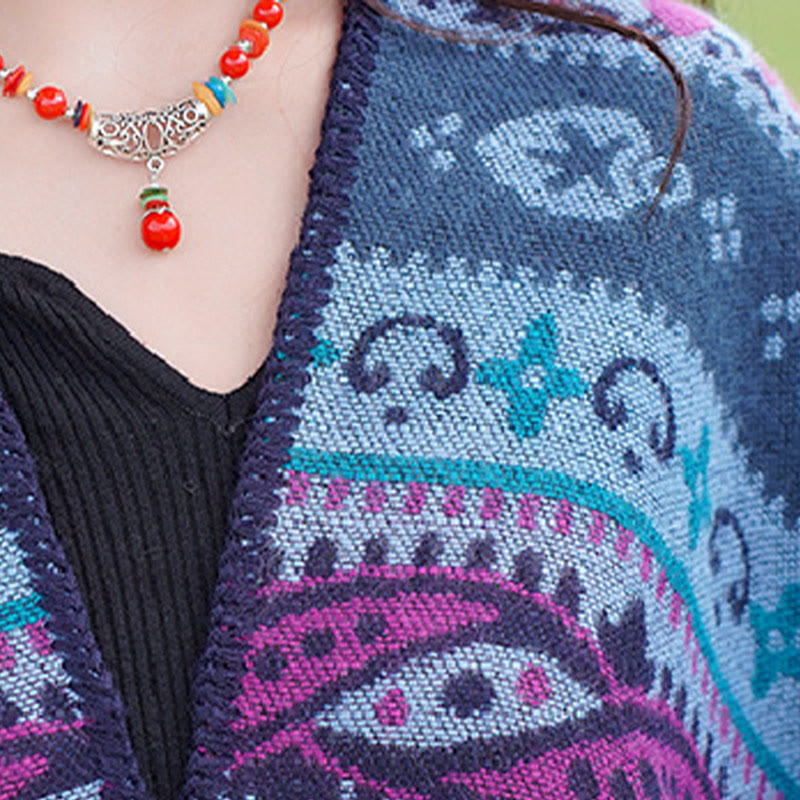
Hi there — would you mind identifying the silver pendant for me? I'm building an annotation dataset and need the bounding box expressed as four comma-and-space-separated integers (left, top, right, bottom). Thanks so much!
86, 97, 211, 252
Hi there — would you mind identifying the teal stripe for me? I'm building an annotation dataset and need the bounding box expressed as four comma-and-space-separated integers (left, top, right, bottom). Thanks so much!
288, 447, 799, 800
0, 592, 45, 631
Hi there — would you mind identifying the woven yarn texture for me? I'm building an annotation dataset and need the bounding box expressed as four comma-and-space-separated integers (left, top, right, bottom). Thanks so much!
0, 0, 798, 798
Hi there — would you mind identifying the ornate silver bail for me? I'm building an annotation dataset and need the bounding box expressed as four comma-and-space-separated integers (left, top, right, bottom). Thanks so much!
146, 155, 165, 185
87, 96, 211, 164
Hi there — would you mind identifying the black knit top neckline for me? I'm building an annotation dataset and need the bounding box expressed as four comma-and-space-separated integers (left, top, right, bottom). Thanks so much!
0, 251, 266, 429
0, 250, 267, 800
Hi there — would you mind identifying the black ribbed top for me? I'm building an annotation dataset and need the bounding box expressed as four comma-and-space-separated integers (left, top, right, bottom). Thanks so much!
0, 252, 266, 800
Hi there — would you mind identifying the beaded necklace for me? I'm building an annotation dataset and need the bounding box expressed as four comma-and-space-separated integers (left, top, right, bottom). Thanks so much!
0, 0, 285, 252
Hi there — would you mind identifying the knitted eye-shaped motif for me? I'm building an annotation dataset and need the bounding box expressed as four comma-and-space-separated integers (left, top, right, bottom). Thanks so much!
227, 566, 717, 800
313, 641, 601, 748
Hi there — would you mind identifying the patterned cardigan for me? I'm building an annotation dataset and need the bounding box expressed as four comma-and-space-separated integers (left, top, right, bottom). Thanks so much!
1, 0, 798, 798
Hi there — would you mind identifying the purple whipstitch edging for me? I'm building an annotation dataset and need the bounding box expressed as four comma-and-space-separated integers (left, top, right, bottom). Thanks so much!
0, 394, 150, 799
180, 2, 383, 799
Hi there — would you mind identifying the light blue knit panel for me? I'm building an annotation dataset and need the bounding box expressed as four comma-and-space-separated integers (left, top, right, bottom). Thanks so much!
261, 2, 800, 799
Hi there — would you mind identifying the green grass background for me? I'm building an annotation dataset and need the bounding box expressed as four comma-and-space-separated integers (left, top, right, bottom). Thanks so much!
688, 0, 800, 99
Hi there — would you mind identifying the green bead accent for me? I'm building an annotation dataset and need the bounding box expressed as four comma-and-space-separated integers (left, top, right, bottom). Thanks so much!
139, 186, 169, 208
140, 186, 168, 200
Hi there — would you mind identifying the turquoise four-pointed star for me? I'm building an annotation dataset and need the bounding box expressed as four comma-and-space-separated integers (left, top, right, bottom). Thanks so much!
750, 583, 800, 698
680, 425, 712, 551
477, 313, 587, 440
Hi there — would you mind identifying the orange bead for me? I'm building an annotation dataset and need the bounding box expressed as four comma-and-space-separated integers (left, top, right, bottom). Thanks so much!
239, 20, 270, 58
16, 72, 34, 96
253, 0, 283, 29
192, 81, 222, 116
34, 86, 67, 119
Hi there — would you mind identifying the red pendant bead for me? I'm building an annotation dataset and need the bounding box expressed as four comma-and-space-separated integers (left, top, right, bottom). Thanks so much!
220, 47, 249, 79
142, 208, 181, 251
3, 65, 25, 97
34, 86, 68, 119
253, 0, 283, 29
0, 53, 4, 70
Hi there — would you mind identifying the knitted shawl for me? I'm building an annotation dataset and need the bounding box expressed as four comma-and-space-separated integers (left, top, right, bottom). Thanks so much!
1, 0, 798, 798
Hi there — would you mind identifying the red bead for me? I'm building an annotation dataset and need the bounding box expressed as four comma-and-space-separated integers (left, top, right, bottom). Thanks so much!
3, 65, 25, 97
34, 86, 68, 119
252, 0, 283, 29
0, 53, 4, 71
239, 22, 270, 58
141, 209, 181, 251
220, 47, 249, 79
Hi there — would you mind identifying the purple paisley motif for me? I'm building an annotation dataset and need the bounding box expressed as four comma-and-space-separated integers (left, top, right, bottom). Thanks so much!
226, 564, 718, 800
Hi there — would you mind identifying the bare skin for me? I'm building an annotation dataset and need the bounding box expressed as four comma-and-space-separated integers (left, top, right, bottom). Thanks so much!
0, 0, 345, 392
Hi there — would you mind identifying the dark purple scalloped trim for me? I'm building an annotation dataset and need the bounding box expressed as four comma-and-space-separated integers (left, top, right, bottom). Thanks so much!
180, 2, 382, 799
0, 405, 150, 798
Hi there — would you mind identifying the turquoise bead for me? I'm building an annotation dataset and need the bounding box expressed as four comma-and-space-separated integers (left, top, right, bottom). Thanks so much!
221, 80, 237, 106
205, 77, 226, 108
206, 76, 237, 108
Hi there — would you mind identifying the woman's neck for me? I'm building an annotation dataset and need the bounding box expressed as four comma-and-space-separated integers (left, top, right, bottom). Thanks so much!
0, 1, 344, 108
0, 0, 346, 393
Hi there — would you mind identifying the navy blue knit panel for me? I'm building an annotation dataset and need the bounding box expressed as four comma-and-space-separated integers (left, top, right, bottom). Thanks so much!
347, 0, 800, 525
